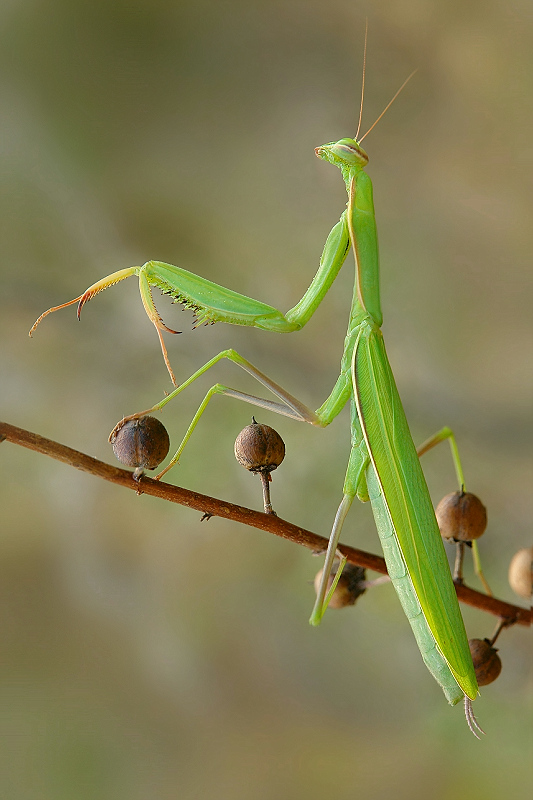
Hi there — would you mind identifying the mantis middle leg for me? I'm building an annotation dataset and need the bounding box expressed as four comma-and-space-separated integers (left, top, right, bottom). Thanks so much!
111, 347, 355, 479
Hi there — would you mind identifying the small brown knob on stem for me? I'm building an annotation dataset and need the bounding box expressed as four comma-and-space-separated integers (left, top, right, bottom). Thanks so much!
508, 546, 533, 600
234, 419, 285, 472
468, 638, 502, 686
435, 491, 487, 542
234, 418, 285, 514
110, 416, 170, 479
313, 563, 367, 609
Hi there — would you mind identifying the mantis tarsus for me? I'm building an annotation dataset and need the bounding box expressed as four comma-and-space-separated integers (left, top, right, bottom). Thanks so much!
30, 48, 484, 736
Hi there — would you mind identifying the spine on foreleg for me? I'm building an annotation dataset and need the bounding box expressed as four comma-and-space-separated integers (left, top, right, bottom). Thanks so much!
366, 467, 464, 706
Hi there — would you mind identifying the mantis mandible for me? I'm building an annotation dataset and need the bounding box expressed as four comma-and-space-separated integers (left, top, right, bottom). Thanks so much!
30, 41, 483, 735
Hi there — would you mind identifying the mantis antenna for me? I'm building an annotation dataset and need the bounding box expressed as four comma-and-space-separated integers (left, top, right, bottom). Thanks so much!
354, 18, 368, 142
358, 68, 418, 143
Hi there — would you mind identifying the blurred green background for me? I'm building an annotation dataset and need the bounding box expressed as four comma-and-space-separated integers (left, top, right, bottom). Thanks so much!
0, 1, 531, 798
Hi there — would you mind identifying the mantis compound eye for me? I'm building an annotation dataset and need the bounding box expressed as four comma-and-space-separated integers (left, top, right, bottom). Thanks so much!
334, 138, 367, 156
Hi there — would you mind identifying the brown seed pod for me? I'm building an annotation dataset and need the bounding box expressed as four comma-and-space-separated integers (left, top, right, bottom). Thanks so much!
508, 546, 533, 600
313, 563, 366, 609
435, 491, 487, 542
469, 638, 502, 686
111, 416, 170, 471
234, 419, 285, 474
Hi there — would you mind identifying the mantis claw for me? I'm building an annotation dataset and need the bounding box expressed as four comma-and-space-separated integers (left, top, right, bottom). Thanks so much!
29, 267, 139, 336
76, 267, 141, 320
77, 291, 92, 319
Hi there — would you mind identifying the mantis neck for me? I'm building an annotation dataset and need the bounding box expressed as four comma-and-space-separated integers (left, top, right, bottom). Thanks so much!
346, 167, 383, 329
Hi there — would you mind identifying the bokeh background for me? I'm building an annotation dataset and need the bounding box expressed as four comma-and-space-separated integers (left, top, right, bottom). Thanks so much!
1, 1, 531, 798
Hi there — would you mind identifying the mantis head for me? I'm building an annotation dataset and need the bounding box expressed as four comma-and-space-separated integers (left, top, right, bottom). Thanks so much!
315, 138, 369, 174
315, 66, 416, 177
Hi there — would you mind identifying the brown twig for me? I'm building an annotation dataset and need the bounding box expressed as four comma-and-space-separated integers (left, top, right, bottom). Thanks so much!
1, 420, 530, 627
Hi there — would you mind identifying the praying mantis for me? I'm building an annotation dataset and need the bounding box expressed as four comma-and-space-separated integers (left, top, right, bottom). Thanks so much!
30, 46, 484, 736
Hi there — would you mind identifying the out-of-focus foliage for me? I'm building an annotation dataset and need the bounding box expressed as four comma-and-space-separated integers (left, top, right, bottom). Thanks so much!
0, 2, 531, 798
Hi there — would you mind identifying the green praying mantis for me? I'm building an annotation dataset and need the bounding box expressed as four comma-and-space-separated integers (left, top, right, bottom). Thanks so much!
30, 47, 485, 736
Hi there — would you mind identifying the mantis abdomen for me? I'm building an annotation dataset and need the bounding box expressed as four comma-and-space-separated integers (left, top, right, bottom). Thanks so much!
366, 467, 464, 706
354, 321, 478, 703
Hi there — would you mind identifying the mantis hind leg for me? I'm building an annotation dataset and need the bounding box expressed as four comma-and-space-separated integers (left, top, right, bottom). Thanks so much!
156, 381, 315, 480
417, 426, 491, 596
